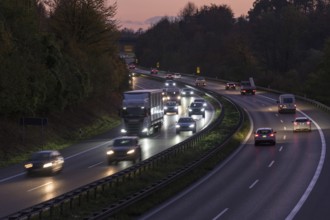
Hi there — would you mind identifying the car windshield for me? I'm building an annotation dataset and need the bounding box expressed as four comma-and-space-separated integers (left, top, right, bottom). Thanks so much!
113, 139, 136, 147
190, 103, 203, 107
166, 102, 176, 106
178, 118, 193, 123
30, 152, 50, 160
283, 98, 294, 103
257, 130, 271, 135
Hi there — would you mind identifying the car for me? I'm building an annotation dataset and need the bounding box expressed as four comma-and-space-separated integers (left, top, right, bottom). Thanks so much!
293, 117, 312, 132
181, 88, 194, 97
164, 101, 179, 114
165, 73, 174, 79
24, 150, 64, 176
163, 87, 181, 104
188, 102, 205, 118
164, 80, 176, 87
176, 117, 196, 134
128, 63, 136, 70
193, 98, 207, 107
225, 82, 236, 90
195, 77, 206, 87
106, 136, 142, 165
254, 128, 276, 146
173, 73, 181, 79
150, 68, 158, 74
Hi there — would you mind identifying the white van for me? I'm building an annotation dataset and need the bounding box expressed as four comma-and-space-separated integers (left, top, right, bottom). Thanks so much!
277, 94, 296, 113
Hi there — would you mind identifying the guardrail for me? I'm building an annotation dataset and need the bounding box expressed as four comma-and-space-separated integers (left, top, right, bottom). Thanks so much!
4, 78, 238, 219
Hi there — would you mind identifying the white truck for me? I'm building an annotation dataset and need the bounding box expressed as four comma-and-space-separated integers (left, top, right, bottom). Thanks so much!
120, 89, 164, 136
240, 77, 256, 95
277, 93, 296, 113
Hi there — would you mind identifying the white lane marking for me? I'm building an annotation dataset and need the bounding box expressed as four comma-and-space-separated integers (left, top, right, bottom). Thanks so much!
0, 141, 111, 183
279, 146, 283, 152
88, 162, 103, 168
140, 108, 255, 220
283, 135, 286, 140
249, 179, 259, 189
212, 208, 229, 220
275, 113, 279, 117
28, 182, 52, 192
280, 120, 284, 123
284, 126, 287, 130
268, 160, 275, 168
286, 111, 326, 220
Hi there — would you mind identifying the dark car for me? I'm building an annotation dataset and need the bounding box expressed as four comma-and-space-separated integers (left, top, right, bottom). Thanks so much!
164, 101, 179, 114
150, 68, 158, 74
181, 88, 194, 97
165, 73, 174, 79
165, 80, 176, 87
225, 82, 236, 90
24, 150, 64, 175
293, 117, 312, 132
107, 136, 142, 164
254, 128, 276, 146
188, 102, 205, 118
176, 117, 196, 134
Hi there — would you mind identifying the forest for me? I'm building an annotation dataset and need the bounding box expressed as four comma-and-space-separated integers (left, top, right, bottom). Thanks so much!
0, 0, 128, 160
130, 0, 330, 105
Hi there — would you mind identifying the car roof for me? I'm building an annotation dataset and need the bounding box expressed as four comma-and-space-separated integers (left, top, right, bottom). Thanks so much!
113, 136, 139, 140
256, 127, 273, 131
295, 117, 309, 120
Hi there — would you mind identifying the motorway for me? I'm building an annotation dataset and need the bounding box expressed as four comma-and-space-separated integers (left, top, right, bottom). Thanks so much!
1, 71, 330, 220
140, 76, 330, 220
0, 75, 214, 218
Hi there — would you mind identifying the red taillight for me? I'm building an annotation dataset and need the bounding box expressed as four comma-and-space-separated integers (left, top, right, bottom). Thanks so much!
255, 134, 259, 137
269, 133, 274, 137
307, 121, 311, 125
294, 122, 298, 125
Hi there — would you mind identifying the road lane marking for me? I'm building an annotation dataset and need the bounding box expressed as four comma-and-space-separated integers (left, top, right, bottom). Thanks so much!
213, 208, 229, 220
279, 146, 283, 151
249, 179, 259, 189
286, 110, 326, 220
284, 126, 287, 130
88, 162, 103, 168
268, 160, 275, 168
28, 182, 52, 192
283, 135, 286, 140
280, 120, 284, 123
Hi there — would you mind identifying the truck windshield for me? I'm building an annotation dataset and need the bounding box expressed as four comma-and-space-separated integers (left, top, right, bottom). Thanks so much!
122, 107, 147, 117
283, 98, 293, 103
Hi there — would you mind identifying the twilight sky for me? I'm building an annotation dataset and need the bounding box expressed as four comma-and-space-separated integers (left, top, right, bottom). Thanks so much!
109, 0, 255, 30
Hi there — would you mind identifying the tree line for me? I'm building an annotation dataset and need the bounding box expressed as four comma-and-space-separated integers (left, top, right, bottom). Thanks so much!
0, 0, 129, 117
131, 0, 330, 105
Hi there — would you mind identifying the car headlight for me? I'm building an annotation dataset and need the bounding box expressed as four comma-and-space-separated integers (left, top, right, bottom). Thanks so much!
189, 109, 192, 112
43, 162, 53, 168
176, 124, 180, 128
201, 108, 205, 111
127, 149, 135, 155
164, 106, 168, 109
175, 106, 178, 109
121, 129, 127, 133
189, 124, 195, 128
25, 163, 33, 169
107, 150, 114, 155
182, 92, 186, 95
173, 83, 176, 86
165, 83, 169, 86
142, 128, 148, 132
190, 91, 194, 94
177, 96, 181, 99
